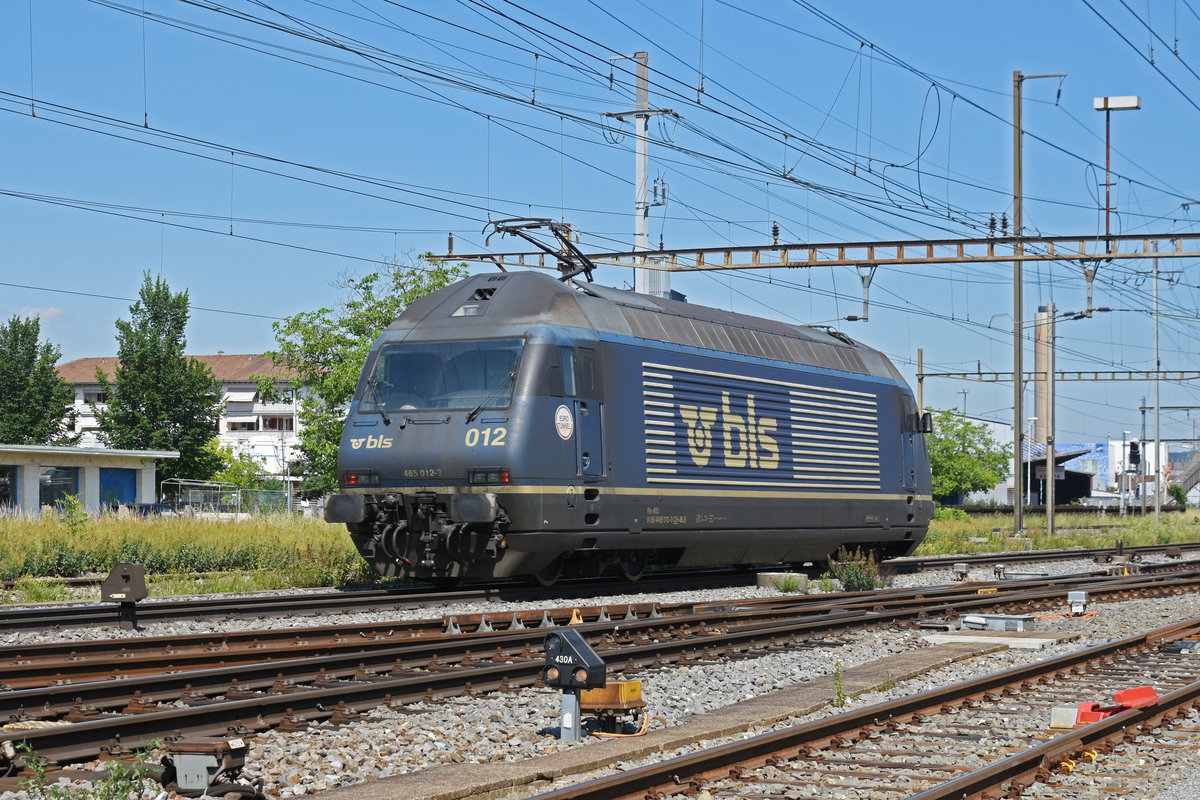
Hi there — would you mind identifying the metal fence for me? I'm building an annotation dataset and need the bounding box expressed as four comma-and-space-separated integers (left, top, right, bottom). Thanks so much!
161, 479, 292, 515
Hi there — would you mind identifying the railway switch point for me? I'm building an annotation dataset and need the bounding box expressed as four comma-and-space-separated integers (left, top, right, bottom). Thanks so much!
1005, 570, 1048, 581
1067, 591, 1089, 616
580, 679, 646, 734
160, 736, 251, 796
543, 629, 607, 741
961, 614, 1035, 632
100, 563, 147, 631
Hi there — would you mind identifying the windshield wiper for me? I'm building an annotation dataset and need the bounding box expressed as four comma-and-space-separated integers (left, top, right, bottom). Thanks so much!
366, 377, 392, 426
466, 370, 515, 423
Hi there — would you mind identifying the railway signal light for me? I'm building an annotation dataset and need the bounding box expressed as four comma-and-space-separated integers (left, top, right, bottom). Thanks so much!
543, 629, 606, 742
1129, 441, 1141, 467
542, 629, 606, 690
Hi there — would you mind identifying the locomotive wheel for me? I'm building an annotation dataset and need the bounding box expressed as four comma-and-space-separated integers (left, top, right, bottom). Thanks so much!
530, 558, 563, 587
621, 557, 646, 582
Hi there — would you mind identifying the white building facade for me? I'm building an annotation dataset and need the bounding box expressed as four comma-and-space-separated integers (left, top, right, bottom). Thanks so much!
57, 354, 301, 478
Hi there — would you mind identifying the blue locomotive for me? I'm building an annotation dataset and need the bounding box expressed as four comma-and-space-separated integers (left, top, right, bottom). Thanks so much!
325, 268, 934, 584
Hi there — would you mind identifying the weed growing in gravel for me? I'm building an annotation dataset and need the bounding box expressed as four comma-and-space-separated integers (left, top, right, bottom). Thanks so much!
772, 573, 807, 593
879, 669, 897, 692
830, 547, 881, 592
18, 741, 160, 800
149, 571, 293, 596
12, 576, 70, 603
832, 661, 848, 708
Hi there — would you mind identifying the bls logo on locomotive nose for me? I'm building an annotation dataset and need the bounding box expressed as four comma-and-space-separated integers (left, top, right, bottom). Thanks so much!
677, 392, 778, 469
350, 435, 394, 450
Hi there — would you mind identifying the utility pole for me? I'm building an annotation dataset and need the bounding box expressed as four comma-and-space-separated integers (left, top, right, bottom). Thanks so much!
1154, 242, 1162, 520
1045, 302, 1056, 534
608, 51, 672, 297
1140, 396, 1147, 516
1012, 70, 1064, 538
1013, 70, 1024, 537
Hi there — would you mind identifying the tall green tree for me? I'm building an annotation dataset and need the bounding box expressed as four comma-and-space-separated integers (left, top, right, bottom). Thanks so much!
204, 439, 282, 491
0, 315, 78, 445
94, 272, 223, 483
926, 407, 1013, 503
263, 256, 466, 493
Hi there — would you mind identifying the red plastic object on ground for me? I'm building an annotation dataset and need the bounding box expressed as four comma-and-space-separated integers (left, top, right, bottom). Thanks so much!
1075, 686, 1158, 725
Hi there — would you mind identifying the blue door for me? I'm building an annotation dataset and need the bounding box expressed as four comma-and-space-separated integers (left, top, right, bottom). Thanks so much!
99, 468, 137, 507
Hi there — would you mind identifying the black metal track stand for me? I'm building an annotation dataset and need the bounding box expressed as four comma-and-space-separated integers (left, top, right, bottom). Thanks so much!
485, 218, 596, 283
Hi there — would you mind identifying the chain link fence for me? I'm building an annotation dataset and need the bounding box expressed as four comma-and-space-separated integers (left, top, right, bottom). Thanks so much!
161, 479, 293, 516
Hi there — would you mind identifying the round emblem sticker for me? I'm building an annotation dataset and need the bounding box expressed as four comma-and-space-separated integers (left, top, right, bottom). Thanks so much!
554, 404, 574, 440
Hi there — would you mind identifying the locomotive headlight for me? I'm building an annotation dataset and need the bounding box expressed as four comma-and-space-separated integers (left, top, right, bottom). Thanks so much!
470, 468, 511, 485
343, 471, 381, 488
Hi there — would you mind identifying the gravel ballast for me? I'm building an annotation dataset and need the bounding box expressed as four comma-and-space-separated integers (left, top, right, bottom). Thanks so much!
4, 557, 1199, 799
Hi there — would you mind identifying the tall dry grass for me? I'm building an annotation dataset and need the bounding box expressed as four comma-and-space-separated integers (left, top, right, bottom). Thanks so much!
0, 511, 370, 589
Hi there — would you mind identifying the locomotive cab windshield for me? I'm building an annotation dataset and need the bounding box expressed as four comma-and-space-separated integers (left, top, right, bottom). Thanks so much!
360, 338, 524, 413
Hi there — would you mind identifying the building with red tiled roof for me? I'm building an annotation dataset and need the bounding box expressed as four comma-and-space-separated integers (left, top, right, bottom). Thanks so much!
57, 354, 302, 477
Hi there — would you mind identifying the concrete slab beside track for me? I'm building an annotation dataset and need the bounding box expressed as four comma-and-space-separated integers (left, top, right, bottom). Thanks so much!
313, 640, 1013, 800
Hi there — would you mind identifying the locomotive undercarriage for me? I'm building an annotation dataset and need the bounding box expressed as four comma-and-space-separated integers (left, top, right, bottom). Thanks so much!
347, 493, 510, 581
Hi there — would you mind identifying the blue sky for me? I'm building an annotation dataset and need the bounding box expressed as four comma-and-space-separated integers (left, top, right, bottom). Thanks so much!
3, 1, 1200, 447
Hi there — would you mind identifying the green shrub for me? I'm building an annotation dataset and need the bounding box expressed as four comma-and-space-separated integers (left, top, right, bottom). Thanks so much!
55, 494, 90, 537
830, 546, 881, 592
1168, 484, 1187, 507
933, 506, 970, 521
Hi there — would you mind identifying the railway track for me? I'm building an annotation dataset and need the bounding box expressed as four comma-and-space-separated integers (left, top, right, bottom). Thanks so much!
525, 618, 1200, 800
3, 566, 1199, 781
3, 543, 1193, 632
0, 569, 759, 632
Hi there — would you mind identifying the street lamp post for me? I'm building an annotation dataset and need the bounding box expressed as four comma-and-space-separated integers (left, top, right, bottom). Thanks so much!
1093, 95, 1141, 241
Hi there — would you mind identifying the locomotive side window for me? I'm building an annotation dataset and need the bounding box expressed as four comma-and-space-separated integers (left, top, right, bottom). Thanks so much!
361, 338, 524, 412
561, 348, 577, 396
578, 348, 596, 395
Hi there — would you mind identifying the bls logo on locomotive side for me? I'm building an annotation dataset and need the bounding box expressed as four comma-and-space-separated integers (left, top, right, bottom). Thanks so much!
677, 392, 779, 469
350, 435, 394, 450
